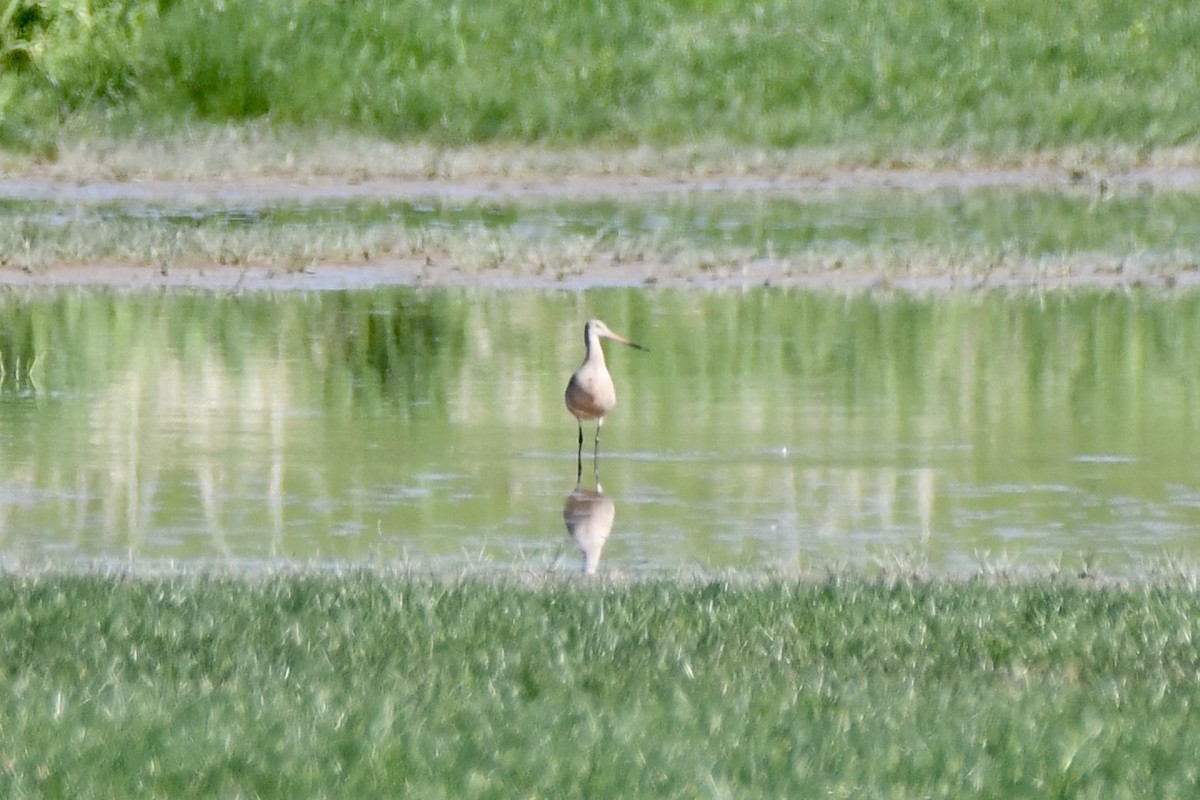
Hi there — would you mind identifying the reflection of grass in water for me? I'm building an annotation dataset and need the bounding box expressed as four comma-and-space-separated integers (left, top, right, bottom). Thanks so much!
0, 290, 480, 557
6, 285, 1200, 445
10, 285, 1200, 424
4, 187, 1200, 278
1, 571, 1199, 796
4, 288, 1200, 564
0, 290, 472, 411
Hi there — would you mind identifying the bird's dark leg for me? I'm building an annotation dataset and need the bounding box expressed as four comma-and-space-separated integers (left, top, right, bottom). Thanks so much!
593, 419, 603, 478
576, 423, 584, 483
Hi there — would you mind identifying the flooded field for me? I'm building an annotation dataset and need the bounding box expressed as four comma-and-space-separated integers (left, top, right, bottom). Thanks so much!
5, 179, 1200, 289
1, 287, 1198, 575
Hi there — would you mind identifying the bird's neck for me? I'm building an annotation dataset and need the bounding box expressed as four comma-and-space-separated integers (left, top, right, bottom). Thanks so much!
585, 335, 607, 366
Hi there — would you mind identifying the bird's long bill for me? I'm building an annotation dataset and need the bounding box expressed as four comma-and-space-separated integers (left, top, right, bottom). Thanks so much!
604, 329, 648, 352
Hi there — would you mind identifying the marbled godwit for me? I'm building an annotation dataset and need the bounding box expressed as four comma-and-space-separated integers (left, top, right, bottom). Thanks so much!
565, 319, 645, 480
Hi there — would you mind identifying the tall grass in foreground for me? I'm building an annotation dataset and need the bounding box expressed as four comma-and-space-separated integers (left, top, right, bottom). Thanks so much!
2, 0, 1199, 159
2, 572, 1199, 797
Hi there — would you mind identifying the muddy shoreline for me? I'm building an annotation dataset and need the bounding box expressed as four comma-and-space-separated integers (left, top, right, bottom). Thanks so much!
3, 259, 1194, 293
5, 163, 1199, 205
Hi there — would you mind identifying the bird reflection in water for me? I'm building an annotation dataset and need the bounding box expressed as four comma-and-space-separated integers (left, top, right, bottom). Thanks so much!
562, 482, 616, 575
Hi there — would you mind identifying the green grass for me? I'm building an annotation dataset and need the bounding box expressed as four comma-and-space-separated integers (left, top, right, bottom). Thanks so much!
2, 571, 1200, 797
3, 0, 1200, 160
4, 185, 1200, 281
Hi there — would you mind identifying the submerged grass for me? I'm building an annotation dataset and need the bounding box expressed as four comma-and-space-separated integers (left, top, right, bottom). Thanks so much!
4, 185, 1200, 283
2, 571, 1200, 797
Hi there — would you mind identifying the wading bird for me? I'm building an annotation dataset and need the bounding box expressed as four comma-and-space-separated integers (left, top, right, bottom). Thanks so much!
565, 319, 646, 480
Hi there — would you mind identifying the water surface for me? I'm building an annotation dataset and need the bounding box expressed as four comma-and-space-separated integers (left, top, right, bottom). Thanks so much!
1, 288, 1199, 575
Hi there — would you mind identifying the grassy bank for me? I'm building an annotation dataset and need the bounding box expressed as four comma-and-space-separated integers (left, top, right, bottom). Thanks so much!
2, 0, 1198, 163
2, 571, 1199, 797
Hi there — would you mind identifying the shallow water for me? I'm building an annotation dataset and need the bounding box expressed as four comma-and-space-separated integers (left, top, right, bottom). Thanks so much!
1, 287, 1199, 575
